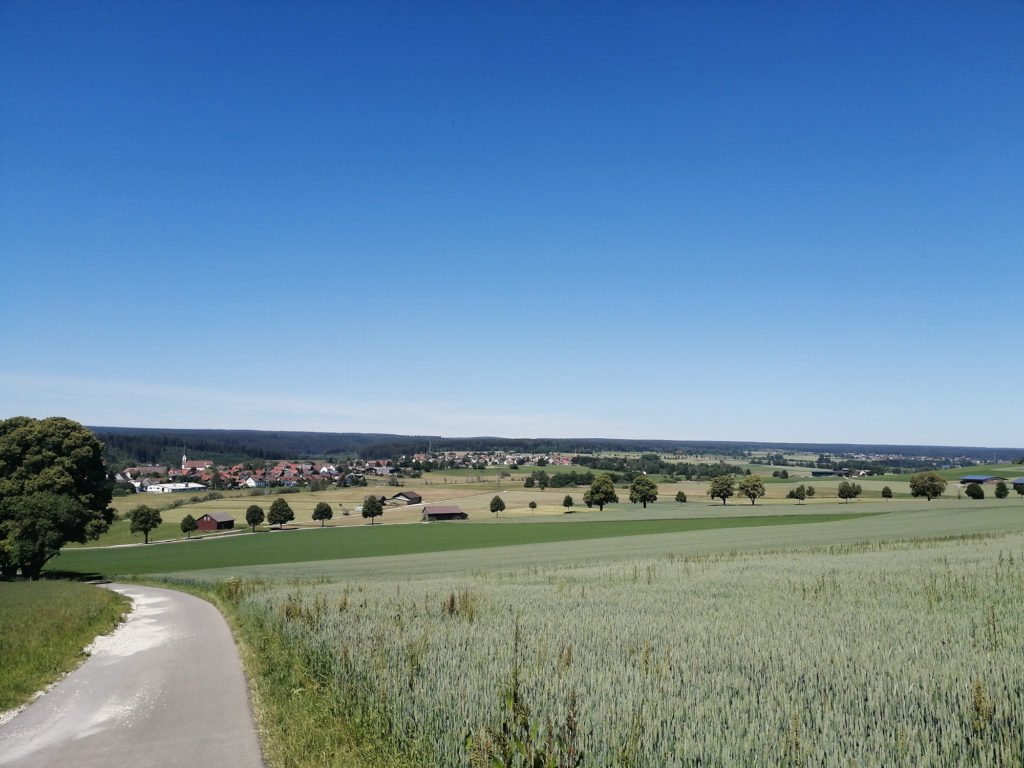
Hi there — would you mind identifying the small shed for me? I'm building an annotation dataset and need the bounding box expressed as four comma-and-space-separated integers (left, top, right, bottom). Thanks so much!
1012, 478, 1024, 488
196, 512, 235, 531
422, 505, 467, 521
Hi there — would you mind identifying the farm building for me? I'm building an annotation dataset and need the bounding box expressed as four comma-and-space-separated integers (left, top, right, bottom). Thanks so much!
1013, 478, 1024, 488
422, 505, 467, 521
958, 475, 1008, 484
196, 512, 235, 531
390, 491, 423, 505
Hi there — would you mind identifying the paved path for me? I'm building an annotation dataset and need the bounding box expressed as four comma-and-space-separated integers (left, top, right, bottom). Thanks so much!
0, 584, 264, 768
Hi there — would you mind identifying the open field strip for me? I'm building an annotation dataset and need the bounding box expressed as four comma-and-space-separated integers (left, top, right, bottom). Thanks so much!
0, 582, 130, 714
48, 512, 868, 578
184, 509, 1024, 767
162, 502, 1024, 584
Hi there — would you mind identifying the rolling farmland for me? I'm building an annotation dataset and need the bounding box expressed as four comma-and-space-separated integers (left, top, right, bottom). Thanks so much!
139, 502, 1024, 768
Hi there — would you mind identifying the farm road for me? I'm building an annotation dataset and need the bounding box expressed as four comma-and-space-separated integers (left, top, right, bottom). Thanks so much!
0, 584, 264, 768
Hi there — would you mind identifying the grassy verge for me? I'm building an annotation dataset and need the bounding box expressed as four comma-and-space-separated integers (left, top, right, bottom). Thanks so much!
0, 581, 130, 712
155, 577, 412, 768
48, 513, 869, 578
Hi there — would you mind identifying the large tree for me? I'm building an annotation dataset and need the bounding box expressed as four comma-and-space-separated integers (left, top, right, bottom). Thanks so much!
362, 495, 383, 524
908, 471, 947, 501
584, 474, 618, 511
0, 416, 114, 579
312, 501, 333, 527
994, 481, 1009, 499
837, 481, 862, 502
737, 475, 766, 505
245, 504, 265, 532
562, 494, 574, 513
130, 505, 163, 544
489, 495, 506, 516
674, 490, 687, 504
707, 475, 735, 505
628, 475, 658, 508
268, 497, 294, 528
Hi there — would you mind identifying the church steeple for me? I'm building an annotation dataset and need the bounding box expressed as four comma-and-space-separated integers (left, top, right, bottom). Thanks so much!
182, 446, 187, 470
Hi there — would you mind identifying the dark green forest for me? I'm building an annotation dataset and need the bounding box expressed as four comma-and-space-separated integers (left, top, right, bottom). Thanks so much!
89, 426, 1022, 468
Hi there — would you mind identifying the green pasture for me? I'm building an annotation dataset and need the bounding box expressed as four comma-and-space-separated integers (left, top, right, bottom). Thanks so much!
47, 513, 867, 578
165, 501, 1024, 585
870, 463, 1024, 484
0, 582, 129, 712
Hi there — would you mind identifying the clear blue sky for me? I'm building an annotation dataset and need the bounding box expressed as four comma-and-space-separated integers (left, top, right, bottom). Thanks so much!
2, 1, 1022, 447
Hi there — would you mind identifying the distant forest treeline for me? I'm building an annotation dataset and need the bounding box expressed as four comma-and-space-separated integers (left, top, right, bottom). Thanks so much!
89, 426, 1023, 468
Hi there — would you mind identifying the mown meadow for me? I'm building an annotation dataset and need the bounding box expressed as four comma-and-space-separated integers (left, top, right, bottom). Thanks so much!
0, 582, 129, 713
148, 503, 1024, 768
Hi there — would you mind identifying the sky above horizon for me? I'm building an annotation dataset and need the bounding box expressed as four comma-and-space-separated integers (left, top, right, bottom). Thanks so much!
2, 2, 1022, 448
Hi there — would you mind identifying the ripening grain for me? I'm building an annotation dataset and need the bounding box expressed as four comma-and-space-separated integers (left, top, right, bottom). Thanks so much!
222, 534, 1024, 767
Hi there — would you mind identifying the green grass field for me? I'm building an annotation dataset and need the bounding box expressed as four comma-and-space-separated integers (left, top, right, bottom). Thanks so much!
47, 512, 868, 578
0, 582, 129, 712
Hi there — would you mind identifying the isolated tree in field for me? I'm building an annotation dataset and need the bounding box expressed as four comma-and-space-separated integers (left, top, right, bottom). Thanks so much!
837, 481, 862, 502
965, 483, 984, 500
628, 475, 659, 508
909, 471, 947, 501
881, 486, 893, 500
737, 475, 766, 505
180, 514, 198, 539
707, 475, 735, 505
584, 474, 619, 511
312, 501, 333, 527
269, 497, 294, 528
787, 485, 806, 503
489, 495, 506, 516
130, 505, 163, 544
245, 504, 265, 532
675, 490, 687, 504
562, 495, 574, 513
994, 481, 1009, 499
528, 501, 537, 510
361, 495, 383, 525
0, 416, 114, 580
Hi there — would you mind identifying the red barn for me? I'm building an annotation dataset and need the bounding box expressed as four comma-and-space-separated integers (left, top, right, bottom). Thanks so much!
196, 512, 235, 531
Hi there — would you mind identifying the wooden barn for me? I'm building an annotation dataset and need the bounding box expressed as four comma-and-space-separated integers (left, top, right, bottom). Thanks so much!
196, 512, 235, 531
422, 505, 467, 521
390, 491, 423, 505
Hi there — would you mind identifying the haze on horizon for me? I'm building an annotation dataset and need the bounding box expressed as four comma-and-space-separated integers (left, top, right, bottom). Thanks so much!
2, 2, 1021, 448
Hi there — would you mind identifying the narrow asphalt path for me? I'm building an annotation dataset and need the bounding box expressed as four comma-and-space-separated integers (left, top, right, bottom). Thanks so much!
0, 584, 264, 767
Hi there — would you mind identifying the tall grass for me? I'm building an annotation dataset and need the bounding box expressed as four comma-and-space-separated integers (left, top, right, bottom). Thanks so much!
0, 581, 129, 711
205, 533, 1024, 767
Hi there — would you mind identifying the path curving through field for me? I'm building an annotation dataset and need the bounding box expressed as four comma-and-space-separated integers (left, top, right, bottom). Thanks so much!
0, 584, 264, 768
